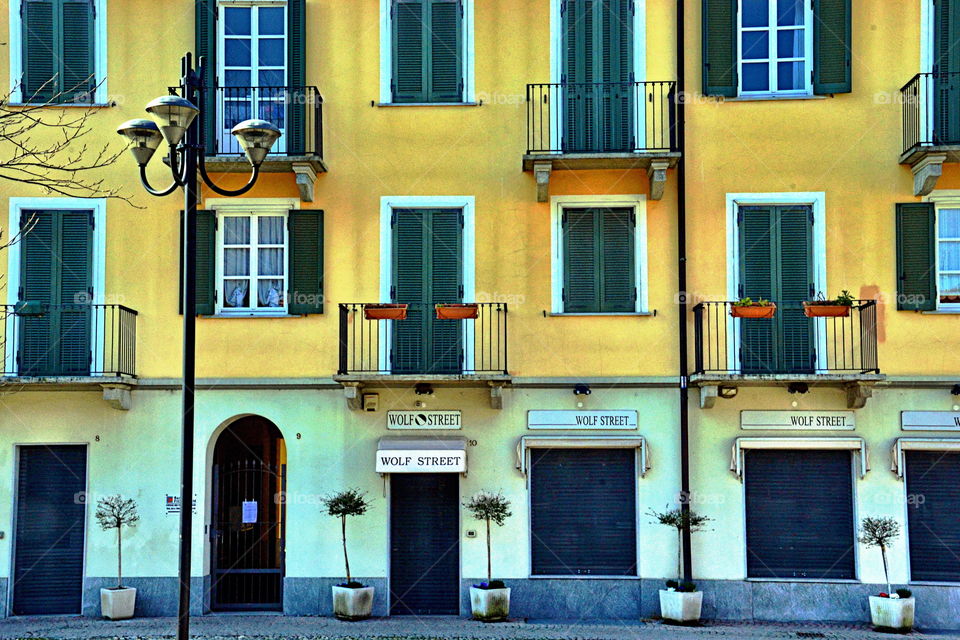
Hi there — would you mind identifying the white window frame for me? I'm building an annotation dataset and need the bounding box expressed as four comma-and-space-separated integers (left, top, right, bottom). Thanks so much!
923, 193, 960, 311
8, 0, 108, 105
4, 197, 107, 375
378, 0, 476, 105
737, 0, 813, 97
550, 194, 649, 315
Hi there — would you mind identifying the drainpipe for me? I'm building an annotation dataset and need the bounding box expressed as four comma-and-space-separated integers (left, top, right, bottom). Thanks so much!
676, 0, 693, 583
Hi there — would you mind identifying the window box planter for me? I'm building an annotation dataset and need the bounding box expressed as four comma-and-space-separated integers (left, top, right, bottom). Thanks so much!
803, 302, 851, 318
730, 304, 776, 319
658, 589, 702, 624
470, 585, 510, 622
435, 303, 479, 320
363, 303, 407, 320
332, 584, 374, 621
869, 595, 914, 633
100, 586, 136, 620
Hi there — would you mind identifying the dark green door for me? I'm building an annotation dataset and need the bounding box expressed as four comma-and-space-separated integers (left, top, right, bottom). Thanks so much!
934, 0, 960, 144
738, 205, 814, 374
392, 209, 463, 374
18, 210, 93, 376
562, 0, 634, 153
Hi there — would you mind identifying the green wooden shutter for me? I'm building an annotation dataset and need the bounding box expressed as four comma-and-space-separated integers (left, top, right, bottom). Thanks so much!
60, 0, 95, 102
429, 0, 462, 102
392, 0, 462, 103
287, 209, 323, 314
601, 0, 634, 152
393, 0, 426, 102
196, 0, 218, 153
57, 211, 93, 374
287, 0, 307, 154
777, 206, 815, 373
934, 0, 960, 143
600, 208, 636, 312
392, 209, 426, 372
179, 210, 217, 315
812, 0, 852, 95
896, 202, 937, 311
738, 206, 776, 373
563, 208, 600, 312
429, 209, 463, 373
18, 211, 56, 375
701, 0, 737, 97
22, 0, 57, 102
562, 0, 594, 151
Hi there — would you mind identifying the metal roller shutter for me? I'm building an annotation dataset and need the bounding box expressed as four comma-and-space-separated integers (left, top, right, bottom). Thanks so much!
530, 448, 637, 576
905, 450, 960, 582
745, 449, 855, 579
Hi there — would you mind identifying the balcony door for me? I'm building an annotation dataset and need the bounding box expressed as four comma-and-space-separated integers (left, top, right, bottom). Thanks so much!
17, 210, 92, 376
934, 0, 960, 144
561, 0, 634, 153
737, 205, 814, 374
391, 209, 463, 374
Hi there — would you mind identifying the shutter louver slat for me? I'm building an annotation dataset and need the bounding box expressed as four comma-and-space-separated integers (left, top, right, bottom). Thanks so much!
895, 202, 937, 311
812, 0, 852, 95
701, 0, 737, 97
287, 210, 324, 315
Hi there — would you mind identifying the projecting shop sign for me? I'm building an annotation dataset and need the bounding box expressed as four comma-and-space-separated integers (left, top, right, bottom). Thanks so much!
386, 411, 462, 429
527, 410, 638, 430
901, 411, 960, 431
740, 411, 856, 430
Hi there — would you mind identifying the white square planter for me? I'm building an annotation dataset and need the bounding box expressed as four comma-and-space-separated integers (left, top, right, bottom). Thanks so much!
658, 589, 702, 624
869, 596, 915, 632
470, 586, 510, 622
100, 587, 136, 620
332, 585, 374, 620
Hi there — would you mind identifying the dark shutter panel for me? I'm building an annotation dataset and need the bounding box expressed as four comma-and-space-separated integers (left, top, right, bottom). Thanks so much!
18, 211, 56, 375
287, 209, 323, 315
392, 209, 426, 372
905, 451, 960, 582
22, 0, 57, 102
601, 0, 633, 151
531, 448, 637, 576
429, 209, 463, 373
57, 211, 93, 375
738, 206, 776, 373
287, 0, 306, 155
179, 210, 217, 315
745, 449, 855, 579
196, 0, 218, 153
429, 0, 462, 102
563, 0, 595, 152
895, 202, 936, 311
393, 0, 426, 102
12, 446, 87, 615
812, 0, 852, 94
600, 208, 635, 312
777, 206, 814, 373
934, 0, 960, 144
563, 208, 600, 312
60, 0, 95, 102
701, 0, 737, 97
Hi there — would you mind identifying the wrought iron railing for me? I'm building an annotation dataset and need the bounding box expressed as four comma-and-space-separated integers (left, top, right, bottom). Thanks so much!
692, 301, 879, 376
526, 81, 677, 154
208, 85, 323, 158
338, 303, 508, 376
1, 304, 138, 377
901, 72, 960, 156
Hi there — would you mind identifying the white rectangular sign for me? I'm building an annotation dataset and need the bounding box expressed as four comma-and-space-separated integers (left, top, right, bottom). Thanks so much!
376, 449, 466, 473
902, 411, 960, 431
386, 411, 462, 430
242, 501, 258, 524
741, 411, 856, 430
527, 410, 638, 430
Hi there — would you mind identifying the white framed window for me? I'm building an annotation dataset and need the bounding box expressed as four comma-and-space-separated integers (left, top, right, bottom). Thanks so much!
936, 207, 960, 310
216, 211, 289, 314
738, 0, 813, 96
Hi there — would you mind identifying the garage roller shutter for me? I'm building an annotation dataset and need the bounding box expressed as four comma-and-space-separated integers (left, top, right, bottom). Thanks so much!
905, 450, 960, 582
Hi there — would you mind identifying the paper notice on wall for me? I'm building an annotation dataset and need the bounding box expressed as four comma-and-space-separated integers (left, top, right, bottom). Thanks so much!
242, 501, 258, 524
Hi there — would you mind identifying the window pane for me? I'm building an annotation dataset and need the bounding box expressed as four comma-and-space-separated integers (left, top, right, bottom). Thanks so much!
259, 39, 285, 67
258, 279, 285, 307
940, 209, 960, 238
777, 0, 804, 26
259, 69, 285, 87
223, 217, 250, 245
742, 31, 769, 60
259, 249, 284, 276
225, 70, 252, 88
742, 62, 770, 92
743, 0, 768, 27
224, 248, 250, 276
777, 29, 804, 58
224, 101, 252, 128
225, 39, 252, 67
259, 7, 285, 35
259, 101, 285, 128
224, 280, 250, 308
259, 216, 284, 244
940, 274, 960, 301
777, 61, 805, 90
225, 7, 251, 35
940, 242, 960, 270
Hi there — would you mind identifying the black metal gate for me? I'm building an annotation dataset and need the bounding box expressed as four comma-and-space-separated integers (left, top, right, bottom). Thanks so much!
211, 459, 286, 610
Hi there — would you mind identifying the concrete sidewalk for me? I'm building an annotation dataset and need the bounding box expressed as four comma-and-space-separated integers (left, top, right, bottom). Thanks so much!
1, 616, 958, 640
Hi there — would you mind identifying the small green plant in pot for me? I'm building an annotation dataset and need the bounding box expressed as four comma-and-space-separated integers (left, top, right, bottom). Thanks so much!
860, 517, 915, 632
464, 491, 512, 622
95, 495, 140, 620
322, 489, 374, 620
649, 507, 712, 624
730, 297, 777, 319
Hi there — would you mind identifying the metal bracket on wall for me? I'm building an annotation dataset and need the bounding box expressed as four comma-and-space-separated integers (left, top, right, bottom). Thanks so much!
342, 382, 363, 410
489, 382, 505, 410
101, 383, 133, 411
533, 161, 552, 202
292, 162, 318, 202
647, 159, 670, 201
844, 382, 873, 409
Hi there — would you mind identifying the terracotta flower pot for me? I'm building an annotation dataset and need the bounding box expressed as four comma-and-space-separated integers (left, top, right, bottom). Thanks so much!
363, 303, 407, 320
730, 304, 776, 319
435, 303, 479, 320
803, 302, 851, 318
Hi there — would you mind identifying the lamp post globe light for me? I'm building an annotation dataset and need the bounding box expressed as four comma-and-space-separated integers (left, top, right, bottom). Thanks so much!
116, 53, 280, 640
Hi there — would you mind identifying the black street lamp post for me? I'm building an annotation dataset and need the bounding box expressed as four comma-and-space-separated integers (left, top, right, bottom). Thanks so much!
116, 53, 281, 640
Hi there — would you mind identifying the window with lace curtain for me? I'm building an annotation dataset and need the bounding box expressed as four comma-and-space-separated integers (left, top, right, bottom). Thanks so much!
217, 212, 288, 313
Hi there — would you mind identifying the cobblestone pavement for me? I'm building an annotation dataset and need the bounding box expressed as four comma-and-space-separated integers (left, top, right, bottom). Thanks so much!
1, 616, 959, 640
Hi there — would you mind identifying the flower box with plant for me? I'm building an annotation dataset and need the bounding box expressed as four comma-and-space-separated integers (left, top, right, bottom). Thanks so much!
730, 298, 777, 319
363, 303, 408, 320
435, 303, 479, 320
649, 507, 712, 624
95, 495, 140, 620
322, 489, 374, 621
804, 290, 855, 318
860, 516, 915, 633
464, 491, 512, 622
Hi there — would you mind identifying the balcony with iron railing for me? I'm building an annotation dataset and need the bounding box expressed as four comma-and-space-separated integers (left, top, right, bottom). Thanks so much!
523, 81, 679, 201
900, 72, 960, 195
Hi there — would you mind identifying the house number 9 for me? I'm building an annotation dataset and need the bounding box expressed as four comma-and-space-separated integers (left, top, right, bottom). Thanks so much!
296, 433, 302, 440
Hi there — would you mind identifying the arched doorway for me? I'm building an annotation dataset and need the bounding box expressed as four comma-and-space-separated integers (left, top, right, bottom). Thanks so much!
210, 416, 286, 611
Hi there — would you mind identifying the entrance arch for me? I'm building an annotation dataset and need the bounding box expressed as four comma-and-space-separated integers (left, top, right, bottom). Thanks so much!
210, 415, 286, 611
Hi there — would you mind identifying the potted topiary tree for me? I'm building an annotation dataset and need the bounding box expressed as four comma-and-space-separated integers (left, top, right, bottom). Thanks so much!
322, 489, 374, 620
649, 507, 712, 624
95, 495, 140, 620
860, 516, 915, 632
464, 491, 512, 622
